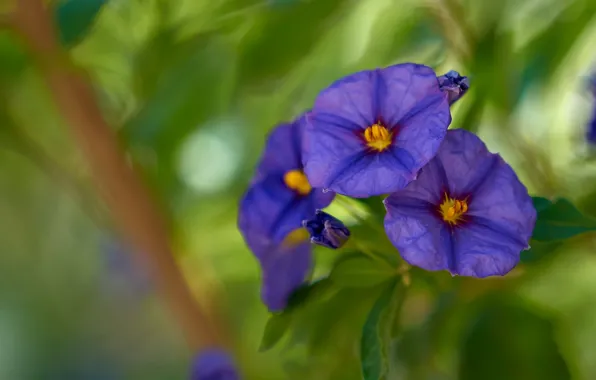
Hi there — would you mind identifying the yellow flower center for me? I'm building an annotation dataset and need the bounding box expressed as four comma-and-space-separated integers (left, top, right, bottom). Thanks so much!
283, 169, 312, 196
363, 123, 392, 152
439, 195, 468, 225
282, 228, 309, 248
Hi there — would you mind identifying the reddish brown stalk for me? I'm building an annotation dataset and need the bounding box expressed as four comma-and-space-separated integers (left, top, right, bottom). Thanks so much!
11, 0, 224, 351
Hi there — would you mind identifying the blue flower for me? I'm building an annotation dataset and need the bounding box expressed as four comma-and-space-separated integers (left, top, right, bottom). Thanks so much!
303, 210, 350, 249
438, 70, 469, 105
383, 129, 536, 277
238, 115, 334, 311
246, 229, 313, 311
586, 75, 596, 144
302, 63, 452, 198
191, 349, 239, 380
239, 115, 335, 246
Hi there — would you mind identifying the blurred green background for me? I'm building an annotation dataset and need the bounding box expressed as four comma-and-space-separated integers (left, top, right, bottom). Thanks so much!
2, 0, 596, 379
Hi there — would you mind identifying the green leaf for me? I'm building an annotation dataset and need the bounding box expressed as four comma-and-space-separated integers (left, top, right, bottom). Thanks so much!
54, 0, 108, 48
520, 240, 563, 263
259, 312, 292, 352
330, 256, 396, 288
532, 196, 596, 241
360, 280, 404, 380
0, 31, 29, 82
459, 295, 571, 380
237, 0, 346, 87
520, 2, 596, 85
125, 32, 235, 150
285, 277, 334, 310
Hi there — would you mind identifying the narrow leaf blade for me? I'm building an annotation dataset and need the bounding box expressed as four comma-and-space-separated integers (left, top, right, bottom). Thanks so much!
330, 256, 396, 288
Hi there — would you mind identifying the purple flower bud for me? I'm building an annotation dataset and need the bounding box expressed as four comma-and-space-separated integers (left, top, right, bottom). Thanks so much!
438, 70, 469, 105
191, 349, 240, 380
303, 210, 351, 249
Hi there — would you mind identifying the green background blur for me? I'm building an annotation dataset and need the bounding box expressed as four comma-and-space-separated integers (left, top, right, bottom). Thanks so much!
2, 0, 596, 379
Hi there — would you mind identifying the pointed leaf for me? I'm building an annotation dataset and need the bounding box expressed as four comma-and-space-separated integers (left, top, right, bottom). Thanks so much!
520, 240, 563, 263
54, 0, 108, 47
460, 296, 571, 380
361, 280, 404, 380
259, 312, 292, 352
532, 197, 596, 241
330, 256, 396, 288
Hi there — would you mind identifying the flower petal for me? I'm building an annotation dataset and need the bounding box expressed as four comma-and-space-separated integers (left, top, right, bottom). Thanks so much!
378, 63, 444, 126
394, 92, 451, 179
435, 129, 500, 197
313, 70, 377, 127
238, 175, 334, 250
389, 155, 448, 204
254, 118, 304, 183
451, 222, 522, 277
317, 150, 416, 197
467, 156, 536, 245
260, 240, 312, 312
383, 196, 454, 272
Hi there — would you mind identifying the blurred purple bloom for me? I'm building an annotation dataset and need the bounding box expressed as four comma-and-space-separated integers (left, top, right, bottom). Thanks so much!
383, 129, 536, 278
239, 115, 335, 245
238, 115, 333, 310
438, 70, 469, 105
586, 75, 596, 144
191, 349, 239, 380
303, 210, 350, 249
302, 63, 451, 198
99, 236, 152, 298
246, 231, 313, 311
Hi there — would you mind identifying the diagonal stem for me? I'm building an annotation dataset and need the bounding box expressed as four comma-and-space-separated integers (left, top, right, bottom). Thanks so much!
11, 0, 227, 351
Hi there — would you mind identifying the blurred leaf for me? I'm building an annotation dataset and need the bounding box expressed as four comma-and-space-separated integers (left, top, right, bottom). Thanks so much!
259, 312, 292, 352
0, 30, 28, 82
520, 2, 596, 85
361, 279, 403, 380
532, 197, 596, 241
459, 295, 571, 380
330, 256, 396, 288
237, 0, 346, 87
532, 196, 552, 213
285, 277, 334, 310
469, 26, 516, 112
453, 97, 484, 132
54, 0, 108, 47
125, 31, 235, 150
123, 31, 236, 196
520, 240, 563, 263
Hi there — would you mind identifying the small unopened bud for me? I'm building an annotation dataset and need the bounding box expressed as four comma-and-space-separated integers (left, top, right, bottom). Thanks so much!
438, 70, 470, 105
302, 210, 350, 249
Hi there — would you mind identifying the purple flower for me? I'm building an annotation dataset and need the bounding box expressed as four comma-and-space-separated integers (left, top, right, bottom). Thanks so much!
191, 349, 239, 380
238, 115, 335, 245
302, 63, 451, 198
238, 115, 334, 311
303, 210, 350, 249
438, 70, 469, 105
249, 230, 313, 311
383, 129, 536, 277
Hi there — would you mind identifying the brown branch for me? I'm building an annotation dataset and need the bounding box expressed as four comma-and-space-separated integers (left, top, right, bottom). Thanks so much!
11, 0, 226, 351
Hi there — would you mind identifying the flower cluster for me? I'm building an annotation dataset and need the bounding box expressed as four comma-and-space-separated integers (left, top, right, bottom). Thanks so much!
239, 63, 536, 311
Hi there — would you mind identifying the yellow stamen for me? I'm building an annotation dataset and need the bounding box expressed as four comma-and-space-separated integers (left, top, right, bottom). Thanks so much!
363, 123, 392, 152
439, 194, 469, 225
283, 169, 312, 196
